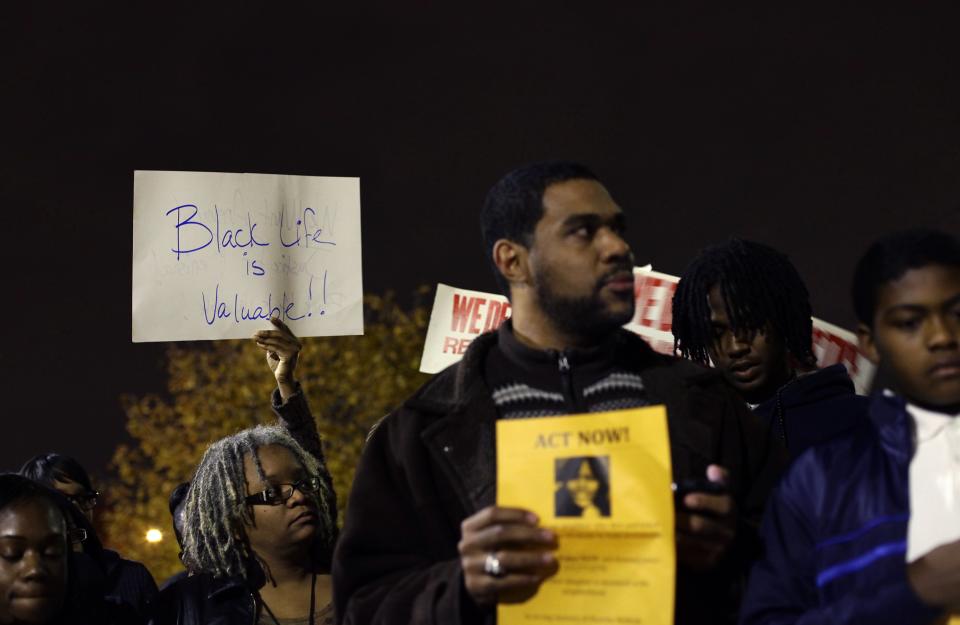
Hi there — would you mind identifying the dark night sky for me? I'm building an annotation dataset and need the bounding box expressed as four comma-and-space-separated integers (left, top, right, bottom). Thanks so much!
3, 4, 960, 477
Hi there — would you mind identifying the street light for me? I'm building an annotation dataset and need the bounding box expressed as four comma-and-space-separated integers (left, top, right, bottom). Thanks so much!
145, 528, 163, 543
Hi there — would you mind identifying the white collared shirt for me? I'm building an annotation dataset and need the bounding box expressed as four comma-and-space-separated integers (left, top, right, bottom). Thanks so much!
906, 399, 960, 562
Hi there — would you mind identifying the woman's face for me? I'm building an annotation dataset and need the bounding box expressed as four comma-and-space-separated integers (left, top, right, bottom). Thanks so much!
0, 498, 68, 625
242, 445, 320, 558
565, 461, 600, 510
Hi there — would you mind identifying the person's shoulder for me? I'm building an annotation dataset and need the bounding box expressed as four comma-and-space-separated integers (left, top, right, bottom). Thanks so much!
781, 419, 875, 492
155, 570, 203, 602
117, 557, 156, 583
151, 572, 203, 624
155, 571, 249, 610
770, 444, 850, 531
71, 599, 142, 625
785, 364, 869, 408
807, 414, 875, 459
371, 331, 496, 436
158, 570, 189, 592
405, 359, 461, 409
365, 366, 458, 439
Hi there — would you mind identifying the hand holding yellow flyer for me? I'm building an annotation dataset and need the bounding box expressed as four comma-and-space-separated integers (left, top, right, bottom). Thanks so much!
496, 406, 675, 625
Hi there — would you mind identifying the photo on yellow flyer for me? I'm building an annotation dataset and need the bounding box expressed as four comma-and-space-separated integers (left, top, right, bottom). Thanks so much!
496, 406, 675, 625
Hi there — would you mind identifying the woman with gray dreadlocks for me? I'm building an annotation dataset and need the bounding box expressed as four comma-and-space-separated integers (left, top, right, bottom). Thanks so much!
150, 318, 338, 625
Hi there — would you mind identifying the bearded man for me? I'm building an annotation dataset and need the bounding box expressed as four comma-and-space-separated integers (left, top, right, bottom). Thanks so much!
333, 161, 783, 625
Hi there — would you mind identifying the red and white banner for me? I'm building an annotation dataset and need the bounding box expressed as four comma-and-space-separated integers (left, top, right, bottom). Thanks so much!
621, 268, 679, 357
419, 268, 876, 395
419, 284, 512, 373
810, 318, 875, 395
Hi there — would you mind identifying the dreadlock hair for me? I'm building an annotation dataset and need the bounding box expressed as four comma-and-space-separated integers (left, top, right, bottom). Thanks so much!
480, 161, 600, 295
180, 425, 336, 581
852, 229, 960, 327
672, 238, 816, 368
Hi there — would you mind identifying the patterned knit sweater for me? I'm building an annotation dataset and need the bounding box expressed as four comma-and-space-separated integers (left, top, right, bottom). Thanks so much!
483, 321, 651, 419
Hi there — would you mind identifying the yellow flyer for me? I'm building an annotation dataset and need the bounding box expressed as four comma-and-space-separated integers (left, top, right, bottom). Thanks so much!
496, 406, 675, 625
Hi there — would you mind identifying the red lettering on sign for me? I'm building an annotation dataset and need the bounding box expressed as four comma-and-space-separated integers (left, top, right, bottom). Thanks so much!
451, 294, 476, 333
484, 301, 502, 332
468, 298, 487, 334
634, 276, 677, 332
812, 328, 861, 376
457, 338, 472, 354
442, 336, 460, 354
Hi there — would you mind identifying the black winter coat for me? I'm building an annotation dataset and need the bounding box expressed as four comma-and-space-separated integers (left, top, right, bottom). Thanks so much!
752, 364, 869, 458
148, 570, 260, 625
102, 548, 159, 620
333, 328, 786, 625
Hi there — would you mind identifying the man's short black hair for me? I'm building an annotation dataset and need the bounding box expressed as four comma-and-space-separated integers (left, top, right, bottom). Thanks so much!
672, 238, 816, 367
20, 453, 95, 493
852, 229, 960, 327
480, 161, 600, 294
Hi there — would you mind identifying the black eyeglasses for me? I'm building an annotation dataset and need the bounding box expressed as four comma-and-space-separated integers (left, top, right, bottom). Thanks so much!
244, 477, 322, 506
66, 491, 99, 512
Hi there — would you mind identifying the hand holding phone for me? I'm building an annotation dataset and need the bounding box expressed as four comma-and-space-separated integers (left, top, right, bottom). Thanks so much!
672, 477, 728, 514
674, 465, 736, 571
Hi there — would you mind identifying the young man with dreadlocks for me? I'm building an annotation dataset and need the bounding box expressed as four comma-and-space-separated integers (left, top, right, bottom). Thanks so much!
333, 162, 784, 625
672, 239, 869, 457
151, 319, 338, 625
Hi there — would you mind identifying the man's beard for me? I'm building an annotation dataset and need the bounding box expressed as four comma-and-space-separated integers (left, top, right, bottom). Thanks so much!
533, 267, 635, 341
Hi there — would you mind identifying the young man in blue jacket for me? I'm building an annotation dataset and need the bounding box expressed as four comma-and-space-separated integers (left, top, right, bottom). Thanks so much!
740, 229, 960, 624
672, 239, 868, 457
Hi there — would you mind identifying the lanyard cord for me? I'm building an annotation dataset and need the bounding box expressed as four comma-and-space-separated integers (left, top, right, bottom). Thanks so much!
259, 571, 317, 625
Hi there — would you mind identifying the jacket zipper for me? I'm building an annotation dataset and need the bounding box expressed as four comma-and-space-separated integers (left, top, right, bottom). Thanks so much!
557, 352, 583, 412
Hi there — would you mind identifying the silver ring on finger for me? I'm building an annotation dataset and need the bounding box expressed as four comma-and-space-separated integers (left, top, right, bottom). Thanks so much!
483, 552, 505, 578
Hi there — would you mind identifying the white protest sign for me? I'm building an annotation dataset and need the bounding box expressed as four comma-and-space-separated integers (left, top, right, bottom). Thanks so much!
418, 284, 512, 374
418, 267, 654, 374
132, 171, 363, 342
810, 318, 875, 395
622, 268, 680, 356
419, 268, 876, 394
419, 267, 652, 374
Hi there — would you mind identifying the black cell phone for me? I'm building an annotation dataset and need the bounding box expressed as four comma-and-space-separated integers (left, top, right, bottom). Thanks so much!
672, 478, 728, 512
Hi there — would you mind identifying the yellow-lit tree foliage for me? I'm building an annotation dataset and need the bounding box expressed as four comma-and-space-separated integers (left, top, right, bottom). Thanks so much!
100, 292, 431, 581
